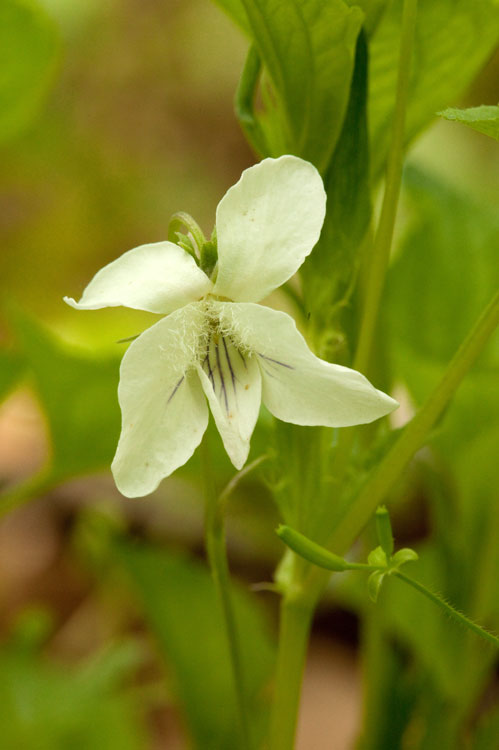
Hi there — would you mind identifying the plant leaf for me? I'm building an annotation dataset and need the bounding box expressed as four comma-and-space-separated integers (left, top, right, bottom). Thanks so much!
369, 0, 499, 177
301, 30, 371, 357
232, 0, 363, 170
439, 105, 499, 142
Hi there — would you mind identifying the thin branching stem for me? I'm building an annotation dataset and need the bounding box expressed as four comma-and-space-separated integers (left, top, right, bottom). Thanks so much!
394, 571, 499, 648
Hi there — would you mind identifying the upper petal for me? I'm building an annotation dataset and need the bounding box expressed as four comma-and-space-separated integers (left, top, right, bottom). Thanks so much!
220, 303, 398, 427
64, 241, 212, 314
197, 327, 262, 470
112, 304, 209, 497
213, 156, 326, 303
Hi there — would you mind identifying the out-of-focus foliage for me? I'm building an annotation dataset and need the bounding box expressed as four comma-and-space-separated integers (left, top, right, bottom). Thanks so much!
369, 0, 499, 176
439, 104, 499, 141
388, 167, 499, 374
344, 0, 387, 36
113, 536, 275, 750
0, 610, 147, 750
217, 0, 363, 170
349, 166, 499, 748
0, 0, 59, 142
3, 311, 120, 489
0, 350, 25, 402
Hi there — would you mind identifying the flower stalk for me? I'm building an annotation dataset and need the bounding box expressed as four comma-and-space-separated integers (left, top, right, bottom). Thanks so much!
268, 587, 315, 750
201, 437, 252, 750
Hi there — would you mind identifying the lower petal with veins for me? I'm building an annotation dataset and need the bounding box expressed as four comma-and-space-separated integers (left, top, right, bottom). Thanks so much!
198, 333, 262, 469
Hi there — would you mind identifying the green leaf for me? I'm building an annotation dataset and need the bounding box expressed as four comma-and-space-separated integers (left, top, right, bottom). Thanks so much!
0, 0, 60, 142
11, 312, 121, 481
439, 105, 499, 142
235, 0, 363, 170
116, 540, 275, 750
0, 625, 147, 750
301, 30, 371, 356
344, 0, 388, 35
369, 0, 499, 177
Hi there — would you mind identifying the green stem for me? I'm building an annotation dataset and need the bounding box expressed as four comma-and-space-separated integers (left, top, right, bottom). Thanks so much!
268, 587, 315, 750
354, 0, 418, 375
328, 288, 499, 555
201, 440, 252, 750
394, 571, 499, 649
277, 526, 499, 648
282, 286, 499, 734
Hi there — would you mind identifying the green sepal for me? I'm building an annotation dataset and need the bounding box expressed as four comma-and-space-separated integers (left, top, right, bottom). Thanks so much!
175, 233, 198, 260
367, 570, 386, 603
391, 548, 419, 567
200, 239, 218, 277
168, 211, 206, 259
367, 545, 388, 568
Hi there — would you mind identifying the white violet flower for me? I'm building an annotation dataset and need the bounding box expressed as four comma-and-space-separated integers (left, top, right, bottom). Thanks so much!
65, 156, 398, 497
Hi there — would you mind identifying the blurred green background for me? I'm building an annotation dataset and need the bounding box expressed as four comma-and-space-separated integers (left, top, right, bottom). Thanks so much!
0, 1, 498, 748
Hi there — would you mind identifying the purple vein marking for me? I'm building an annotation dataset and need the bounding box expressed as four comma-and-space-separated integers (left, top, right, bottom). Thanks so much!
167, 376, 184, 404
215, 341, 229, 412
260, 365, 279, 381
203, 343, 215, 389
222, 336, 237, 392
258, 353, 294, 369
237, 349, 248, 369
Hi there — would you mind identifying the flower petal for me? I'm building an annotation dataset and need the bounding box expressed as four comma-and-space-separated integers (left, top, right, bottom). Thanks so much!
220, 303, 398, 427
213, 155, 326, 303
197, 328, 262, 469
112, 304, 208, 497
64, 242, 212, 314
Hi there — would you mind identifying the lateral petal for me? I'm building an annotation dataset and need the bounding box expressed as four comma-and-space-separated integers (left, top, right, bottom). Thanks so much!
112, 304, 208, 497
64, 241, 212, 314
220, 303, 398, 427
197, 330, 262, 470
213, 156, 326, 303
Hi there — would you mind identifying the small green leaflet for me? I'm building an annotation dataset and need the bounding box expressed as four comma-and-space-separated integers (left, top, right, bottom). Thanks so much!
439, 105, 499, 142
